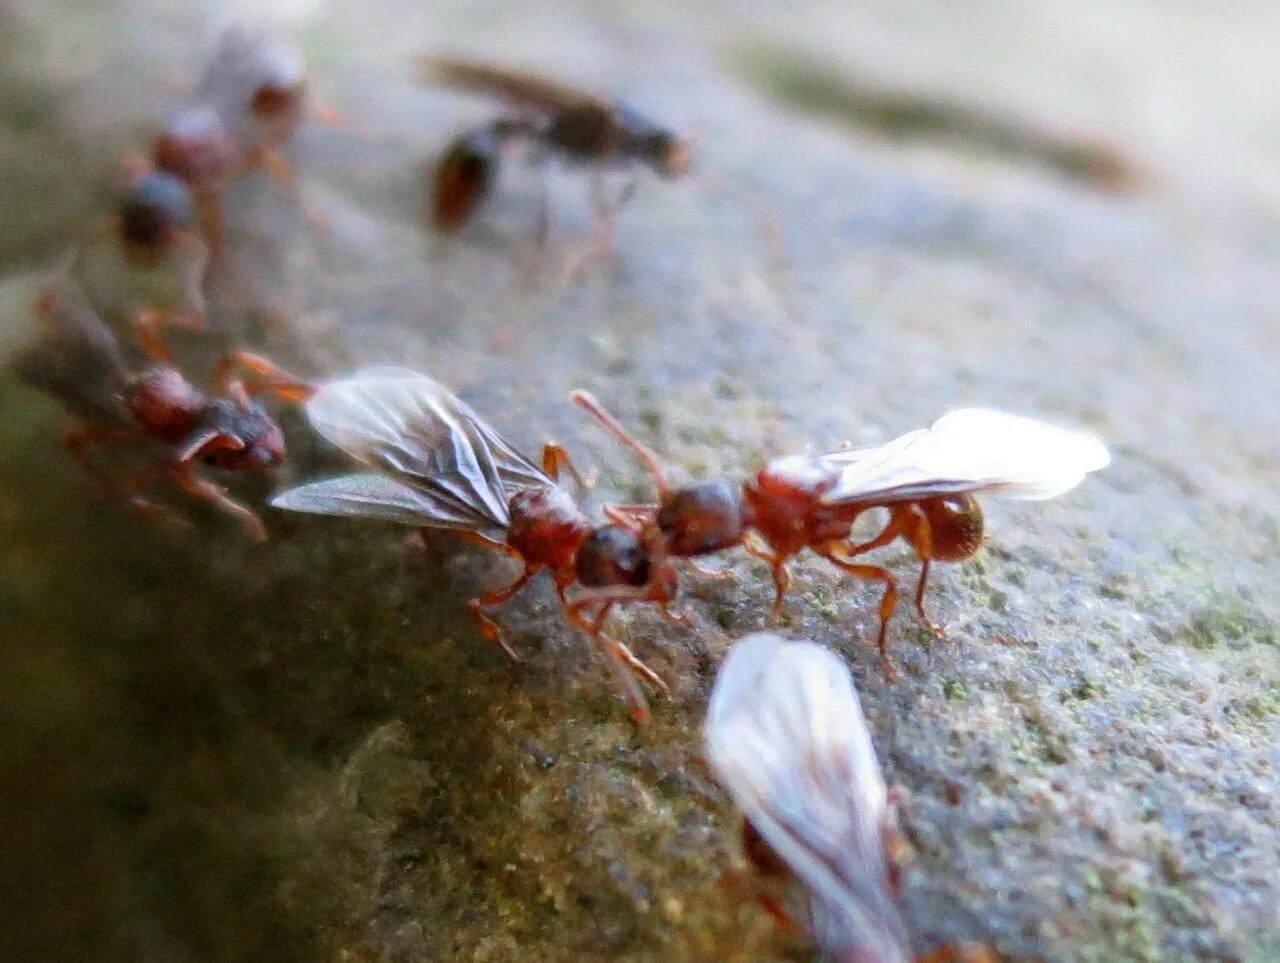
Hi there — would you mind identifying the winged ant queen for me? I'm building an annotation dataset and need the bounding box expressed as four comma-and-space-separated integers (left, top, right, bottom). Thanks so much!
13, 287, 313, 540
268, 368, 677, 721
569, 393, 1110, 676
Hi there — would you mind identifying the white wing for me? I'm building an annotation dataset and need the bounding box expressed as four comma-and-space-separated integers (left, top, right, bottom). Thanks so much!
819, 408, 1110, 505
270, 473, 509, 541
300, 368, 551, 536
705, 633, 909, 963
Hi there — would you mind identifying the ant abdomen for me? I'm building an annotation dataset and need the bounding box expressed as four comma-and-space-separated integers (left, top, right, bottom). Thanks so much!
919, 494, 984, 561
432, 130, 501, 231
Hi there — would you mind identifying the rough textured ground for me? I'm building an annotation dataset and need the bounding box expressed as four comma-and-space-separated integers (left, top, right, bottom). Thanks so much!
2, 2, 1278, 961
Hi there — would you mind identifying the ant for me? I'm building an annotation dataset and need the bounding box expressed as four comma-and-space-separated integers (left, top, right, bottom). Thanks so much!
419, 57, 690, 265
268, 368, 675, 721
706, 633, 999, 963
152, 27, 321, 255
60, 165, 210, 356
571, 393, 1109, 673
13, 287, 312, 541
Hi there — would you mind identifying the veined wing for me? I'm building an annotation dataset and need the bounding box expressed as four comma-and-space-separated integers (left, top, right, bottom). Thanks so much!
270, 473, 509, 541
705, 634, 909, 963
300, 367, 550, 535
11, 287, 132, 426
418, 56, 602, 114
819, 408, 1110, 505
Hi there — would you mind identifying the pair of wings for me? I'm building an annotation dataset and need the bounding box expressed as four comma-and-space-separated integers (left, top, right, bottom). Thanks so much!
705, 633, 911, 963
420, 56, 607, 115
806, 407, 1111, 507
271, 369, 552, 543
12, 286, 134, 426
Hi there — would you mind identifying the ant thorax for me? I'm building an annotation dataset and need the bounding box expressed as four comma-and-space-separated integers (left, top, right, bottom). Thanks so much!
124, 368, 205, 438
745, 456, 849, 555
193, 399, 286, 469
506, 485, 593, 570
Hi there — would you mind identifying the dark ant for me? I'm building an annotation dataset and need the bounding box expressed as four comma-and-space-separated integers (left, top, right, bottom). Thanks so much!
13, 288, 312, 540
268, 368, 673, 720
571, 393, 1109, 673
60, 165, 210, 355
419, 57, 690, 258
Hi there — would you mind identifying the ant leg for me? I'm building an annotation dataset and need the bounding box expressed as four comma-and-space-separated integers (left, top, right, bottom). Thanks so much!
213, 350, 314, 402
171, 464, 268, 541
743, 534, 791, 613
686, 557, 733, 581
132, 309, 180, 362
842, 508, 908, 557
569, 390, 671, 497
540, 441, 592, 488
901, 508, 947, 640
594, 629, 671, 723
117, 459, 194, 532
602, 502, 658, 532
468, 565, 539, 662
64, 422, 138, 497
819, 547, 900, 680
263, 148, 328, 229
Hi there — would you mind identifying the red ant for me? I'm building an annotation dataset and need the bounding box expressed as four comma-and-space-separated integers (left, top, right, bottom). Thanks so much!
152, 27, 321, 255
419, 57, 690, 264
571, 393, 1110, 673
13, 288, 312, 540
268, 368, 673, 720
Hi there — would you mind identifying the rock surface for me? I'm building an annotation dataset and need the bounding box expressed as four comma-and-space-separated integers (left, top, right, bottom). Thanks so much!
2, 2, 1278, 961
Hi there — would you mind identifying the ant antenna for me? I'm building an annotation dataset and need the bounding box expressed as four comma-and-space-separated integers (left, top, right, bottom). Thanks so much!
570, 390, 670, 498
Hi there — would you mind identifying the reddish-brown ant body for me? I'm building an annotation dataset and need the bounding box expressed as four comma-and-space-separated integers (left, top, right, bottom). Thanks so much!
13, 288, 311, 540
269, 368, 674, 720
572, 393, 1110, 671
419, 57, 690, 236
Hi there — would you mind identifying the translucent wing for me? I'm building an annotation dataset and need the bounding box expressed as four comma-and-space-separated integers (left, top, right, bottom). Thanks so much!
819, 408, 1110, 505
705, 634, 909, 963
299, 367, 551, 536
270, 473, 510, 540
420, 57, 603, 114
196, 27, 304, 118
11, 287, 132, 426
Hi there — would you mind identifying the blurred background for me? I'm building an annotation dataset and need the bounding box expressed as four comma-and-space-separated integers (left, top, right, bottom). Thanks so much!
2, 1, 1278, 961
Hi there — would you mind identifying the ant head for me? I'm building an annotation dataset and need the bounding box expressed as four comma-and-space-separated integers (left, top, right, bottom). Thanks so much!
433, 131, 501, 232
656, 477, 745, 556
153, 107, 237, 193
209, 421, 285, 471
195, 401, 286, 471
118, 172, 195, 253
576, 524, 652, 588
614, 104, 690, 178
125, 368, 205, 434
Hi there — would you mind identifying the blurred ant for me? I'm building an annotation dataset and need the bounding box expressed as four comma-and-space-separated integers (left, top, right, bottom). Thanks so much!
572, 393, 1109, 672
152, 27, 324, 255
706, 634, 999, 963
13, 288, 312, 540
419, 57, 689, 269
269, 368, 674, 721
59, 164, 209, 357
